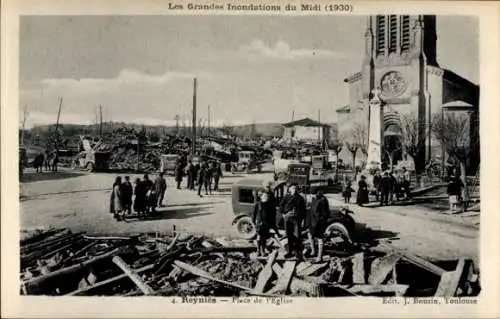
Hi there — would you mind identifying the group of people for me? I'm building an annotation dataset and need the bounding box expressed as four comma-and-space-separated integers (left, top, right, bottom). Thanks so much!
110, 173, 167, 221
252, 182, 331, 262
342, 167, 413, 207
175, 159, 224, 197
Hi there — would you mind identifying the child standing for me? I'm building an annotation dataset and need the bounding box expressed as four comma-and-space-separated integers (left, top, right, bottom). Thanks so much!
342, 176, 353, 204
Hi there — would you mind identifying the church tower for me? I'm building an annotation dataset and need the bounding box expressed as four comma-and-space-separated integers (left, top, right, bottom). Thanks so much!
340, 15, 479, 174
362, 15, 437, 171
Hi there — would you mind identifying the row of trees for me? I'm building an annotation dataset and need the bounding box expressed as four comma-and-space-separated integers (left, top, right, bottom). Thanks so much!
330, 111, 478, 195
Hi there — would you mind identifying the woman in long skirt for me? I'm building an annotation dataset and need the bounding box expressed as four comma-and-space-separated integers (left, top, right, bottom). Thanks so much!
356, 175, 369, 206
133, 178, 147, 219
110, 176, 124, 221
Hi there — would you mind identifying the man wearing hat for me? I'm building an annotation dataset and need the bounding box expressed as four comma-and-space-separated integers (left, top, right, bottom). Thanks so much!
379, 171, 392, 206
263, 180, 280, 238
306, 187, 330, 262
280, 184, 306, 258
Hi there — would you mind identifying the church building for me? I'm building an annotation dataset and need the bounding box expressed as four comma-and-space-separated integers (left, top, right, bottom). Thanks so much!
336, 15, 479, 173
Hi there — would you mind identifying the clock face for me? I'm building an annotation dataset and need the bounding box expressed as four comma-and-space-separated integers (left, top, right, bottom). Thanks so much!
380, 71, 407, 97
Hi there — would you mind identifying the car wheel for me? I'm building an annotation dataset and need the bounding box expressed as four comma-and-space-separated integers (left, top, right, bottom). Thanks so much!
234, 216, 257, 240
325, 222, 352, 243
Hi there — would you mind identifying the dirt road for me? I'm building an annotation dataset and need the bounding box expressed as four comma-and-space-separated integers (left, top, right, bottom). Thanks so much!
20, 169, 479, 262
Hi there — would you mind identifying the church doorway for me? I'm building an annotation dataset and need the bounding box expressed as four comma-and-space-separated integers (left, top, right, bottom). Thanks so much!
382, 124, 403, 171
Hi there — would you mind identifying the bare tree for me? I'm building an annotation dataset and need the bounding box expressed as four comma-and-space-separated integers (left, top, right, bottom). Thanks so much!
400, 113, 426, 174
431, 111, 476, 203
383, 137, 402, 172
343, 122, 368, 177
328, 140, 343, 178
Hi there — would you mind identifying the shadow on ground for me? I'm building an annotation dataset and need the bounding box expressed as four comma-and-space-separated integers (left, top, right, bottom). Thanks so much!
20, 171, 85, 183
20, 188, 111, 201
125, 206, 214, 222
354, 222, 399, 245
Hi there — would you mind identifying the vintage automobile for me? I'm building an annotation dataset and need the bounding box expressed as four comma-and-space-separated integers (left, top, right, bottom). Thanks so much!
232, 150, 262, 173
231, 178, 356, 242
160, 154, 181, 175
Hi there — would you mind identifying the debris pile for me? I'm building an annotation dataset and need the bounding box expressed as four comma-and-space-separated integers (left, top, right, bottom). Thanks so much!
20, 228, 481, 297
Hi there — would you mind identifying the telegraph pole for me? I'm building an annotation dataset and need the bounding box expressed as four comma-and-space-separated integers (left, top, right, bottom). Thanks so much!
208, 105, 211, 137
174, 114, 180, 135
317, 109, 321, 143
192, 78, 197, 155
54, 97, 63, 152
99, 104, 103, 138
21, 105, 28, 146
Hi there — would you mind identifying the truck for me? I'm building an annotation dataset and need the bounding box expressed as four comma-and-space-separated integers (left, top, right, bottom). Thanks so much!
72, 137, 111, 172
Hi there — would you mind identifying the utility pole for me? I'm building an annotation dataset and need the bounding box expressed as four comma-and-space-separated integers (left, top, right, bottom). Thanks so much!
174, 114, 180, 135
192, 78, 197, 155
317, 109, 321, 144
99, 104, 103, 138
21, 105, 28, 146
208, 105, 211, 137
54, 97, 63, 152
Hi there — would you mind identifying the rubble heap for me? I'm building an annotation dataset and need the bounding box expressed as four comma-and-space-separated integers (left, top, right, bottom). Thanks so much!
20, 228, 480, 297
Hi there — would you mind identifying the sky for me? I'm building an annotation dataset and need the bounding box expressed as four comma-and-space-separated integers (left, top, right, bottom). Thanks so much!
19, 15, 479, 128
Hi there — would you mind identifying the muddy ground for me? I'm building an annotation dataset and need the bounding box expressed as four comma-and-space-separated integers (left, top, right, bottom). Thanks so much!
20, 166, 479, 264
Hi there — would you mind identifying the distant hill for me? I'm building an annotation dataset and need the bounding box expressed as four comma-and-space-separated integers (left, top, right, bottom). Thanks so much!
25, 122, 338, 138
22, 122, 288, 147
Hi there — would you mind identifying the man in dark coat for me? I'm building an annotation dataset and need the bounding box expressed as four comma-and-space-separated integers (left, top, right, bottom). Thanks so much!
186, 160, 195, 190
280, 184, 307, 258
306, 187, 330, 262
154, 172, 167, 207
389, 172, 398, 202
143, 174, 155, 215
193, 162, 201, 188
175, 161, 184, 190
203, 162, 213, 195
263, 180, 280, 238
379, 171, 392, 206
197, 162, 206, 197
212, 162, 223, 191
252, 191, 276, 256
372, 171, 382, 201
120, 176, 133, 216
133, 178, 147, 219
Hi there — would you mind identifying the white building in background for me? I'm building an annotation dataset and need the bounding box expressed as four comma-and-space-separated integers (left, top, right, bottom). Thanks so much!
282, 117, 331, 143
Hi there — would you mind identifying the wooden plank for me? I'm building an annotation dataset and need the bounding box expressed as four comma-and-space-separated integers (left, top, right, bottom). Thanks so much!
352, 252, 365, 284
112, 256, 156, 295
173, 260, 252, 292
272, 264, 319, 296
24, 248, 121, 294
266, 260, 296, 294
434, 258, 466, 297
66, 264, 154, 296
347, 284, 409, 295
297, 262, 328, 277
252, 250, 278, 294
368, 253, 402, 285
295, 262, 311, 274
380, 244, 445, 276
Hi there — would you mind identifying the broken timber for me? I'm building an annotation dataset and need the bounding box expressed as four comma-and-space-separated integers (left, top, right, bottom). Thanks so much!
368, 253, 401, 285
112, 256, 156, 295
266, 260, 297, 294
252, 250, 278, 294
434, 258, 466, 297
24, 248, 121, 294
351, 252, 365, 284
67, 264, 154, 296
